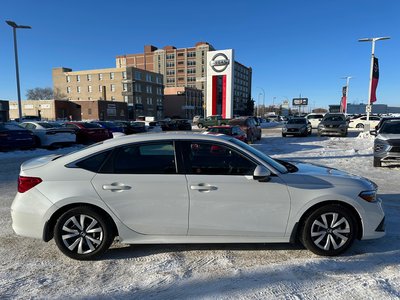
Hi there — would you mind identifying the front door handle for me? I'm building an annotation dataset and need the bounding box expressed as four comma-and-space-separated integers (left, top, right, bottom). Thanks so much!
102, 182, 132, 192
190, 183, 218, 192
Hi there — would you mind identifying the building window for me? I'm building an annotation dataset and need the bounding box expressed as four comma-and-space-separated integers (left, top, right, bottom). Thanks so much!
111, 84, 116, 92
136, 95, 142, 104
77, 75, 81, 82
99, 73, 103, 80
146, 85, 153, 93
67, 86, 71, 93
87, 74, 92, 81
88, 108, 92, 115
99, 85, 103, 92
166, 70, 175, 75
147, 97, 153, 105
77, 86, 81, 93
135, 71, 141, 80
88, 97, 92, 100
88, 85, 92, 93
123, 83, 128, 92
187, 68, 196, 74
178, 53, 184, 57
167, 78, 175, 83
146, 74, 153, 82
178, 61, 184, 65
124, 96, 128, 103
156, 76, 163, 84
187, 61, 196, 66
122, 71, 127, 79
157, 98, 162, 105
166, 62, 175, 67
187, 51, 196, 58
157, 87, 162, 95
166, 54, 175, 59
111, 96, 115, 101
66, 76, 70, 83
110, 72, 115, 80
135, 83, 142, 92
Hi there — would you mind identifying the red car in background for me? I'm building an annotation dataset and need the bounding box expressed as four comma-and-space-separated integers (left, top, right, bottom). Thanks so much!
204, 125, 248, 143
228, 117, 262, 144
64, 122, 113, 144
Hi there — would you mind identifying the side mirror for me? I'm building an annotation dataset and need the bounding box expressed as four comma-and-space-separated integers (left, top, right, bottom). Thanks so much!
370, 130, 377, 136
253, 165, 271, 182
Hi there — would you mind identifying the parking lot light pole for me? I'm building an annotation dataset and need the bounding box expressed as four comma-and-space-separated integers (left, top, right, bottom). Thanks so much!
358, 36, 390, 123
6, 20, 31, 122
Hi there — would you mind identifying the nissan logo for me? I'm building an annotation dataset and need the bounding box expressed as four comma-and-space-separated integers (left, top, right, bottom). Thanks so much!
209, 53, 230, 72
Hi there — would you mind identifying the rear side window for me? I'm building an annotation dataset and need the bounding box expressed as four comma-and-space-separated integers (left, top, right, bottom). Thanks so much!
75, 151, 112, 173
103, 142, 177, 174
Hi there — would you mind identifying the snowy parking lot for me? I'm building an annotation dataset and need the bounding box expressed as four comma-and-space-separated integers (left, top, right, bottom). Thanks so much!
0, 128, 399, 299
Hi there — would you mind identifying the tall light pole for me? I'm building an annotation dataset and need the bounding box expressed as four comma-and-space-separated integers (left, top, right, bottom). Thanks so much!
257, 87, 265, 117
358, 36, 390, 122
6, 20, 31, 121
341, 76, 352, 114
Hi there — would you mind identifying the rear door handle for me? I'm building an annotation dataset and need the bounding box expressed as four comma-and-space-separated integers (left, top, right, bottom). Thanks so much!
190, 183, 218, 192
102, 182, 132, 192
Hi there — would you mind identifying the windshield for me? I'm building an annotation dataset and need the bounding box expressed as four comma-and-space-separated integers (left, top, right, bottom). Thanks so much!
381, 122, 400, 134
288, 118, 306, 124
229, 138, 288, 174
323, 115, 345, 122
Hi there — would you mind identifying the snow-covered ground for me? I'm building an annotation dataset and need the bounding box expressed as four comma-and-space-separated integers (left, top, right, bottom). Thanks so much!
0, 129, 399, 299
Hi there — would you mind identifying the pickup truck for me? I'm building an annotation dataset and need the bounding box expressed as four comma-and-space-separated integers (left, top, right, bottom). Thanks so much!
194, 115, 230, 128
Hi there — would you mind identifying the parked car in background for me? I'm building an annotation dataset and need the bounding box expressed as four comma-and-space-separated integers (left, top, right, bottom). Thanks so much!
349, 115, 381, 129
282, 117, 312, 137
194, 115, 230, 129
317, 113, 348, 137
173, 119, 192, 130
134, 121, 162, 133
370, 119, 400, 167
306, 113, 325, 129
204, 125, 247, 142
11, 132, 385, 260
0, 123, 35, 150
228, 117, 261, 143
14, 115, 41, 122
19, 121, 76, 148
113, 121, 146, 135
64, 122, 113, 144
91, 121, 125, 138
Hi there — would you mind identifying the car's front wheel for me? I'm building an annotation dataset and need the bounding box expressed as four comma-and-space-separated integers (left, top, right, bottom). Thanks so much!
54, 207, 115, 260
373, 157, 382, 167
300, 204, 357, 256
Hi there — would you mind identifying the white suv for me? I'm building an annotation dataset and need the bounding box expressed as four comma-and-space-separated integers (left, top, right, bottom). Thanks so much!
306, 113, 325, 129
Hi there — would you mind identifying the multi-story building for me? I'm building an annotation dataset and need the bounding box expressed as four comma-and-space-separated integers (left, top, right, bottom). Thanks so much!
164, 87, 204, 119
52, 66, 164, 120
116, 42, 252, 116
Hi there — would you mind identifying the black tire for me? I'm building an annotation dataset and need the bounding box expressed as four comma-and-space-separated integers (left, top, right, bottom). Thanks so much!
282, 133, 286, 137
34, 136, 41, 147
54, 207, 115, 260
300, 204, 357, 256
356, 123, 364, 129
373, 157, 382, 167
197, 123, 204, 129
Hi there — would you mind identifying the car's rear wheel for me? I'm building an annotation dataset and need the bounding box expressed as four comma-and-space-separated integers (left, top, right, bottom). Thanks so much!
197, 123, 204, 129
54, 207, 115, 260
373, 157, 382, 167
356, 123, 364, 129
300, 204, 357, 256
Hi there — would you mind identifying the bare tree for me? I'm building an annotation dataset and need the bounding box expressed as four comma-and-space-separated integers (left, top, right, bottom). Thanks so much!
26, 87, 53, 100
54, 87, 67, 100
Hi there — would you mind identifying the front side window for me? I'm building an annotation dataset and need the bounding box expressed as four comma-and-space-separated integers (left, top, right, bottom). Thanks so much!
184, 142, 257, 175
105, 142, 176, 174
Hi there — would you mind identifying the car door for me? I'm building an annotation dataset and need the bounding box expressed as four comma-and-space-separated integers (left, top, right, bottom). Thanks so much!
91, 141, 189, 235
182, 141, 291, 237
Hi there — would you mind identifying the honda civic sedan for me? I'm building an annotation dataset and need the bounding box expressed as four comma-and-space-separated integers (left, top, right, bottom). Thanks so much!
11, 133, 385, 260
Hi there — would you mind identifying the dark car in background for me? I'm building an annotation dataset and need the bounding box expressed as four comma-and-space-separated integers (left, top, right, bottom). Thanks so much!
113, 121, 146, 135
375, 116, 400, 131
371, 119, 400, 167
228, 117, 261, 144
0, 123, 35, 150
64, 122, 113, 144
317, 113, 348, 137
282, 117, 311, 137
204, 125, 247, 142
91, 121, 125, 134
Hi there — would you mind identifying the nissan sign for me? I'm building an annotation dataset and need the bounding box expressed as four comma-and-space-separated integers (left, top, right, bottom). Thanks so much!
209, 53, 230, 72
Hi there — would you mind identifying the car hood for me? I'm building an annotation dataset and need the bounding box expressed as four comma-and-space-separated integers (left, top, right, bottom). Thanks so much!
376, 133, 400, 142
281, 161, 376, 190
285, 124, 306, 129
320, 121, 346, 126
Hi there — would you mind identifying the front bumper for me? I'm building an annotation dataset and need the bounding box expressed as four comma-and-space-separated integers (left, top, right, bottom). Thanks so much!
360, 197, 385, 240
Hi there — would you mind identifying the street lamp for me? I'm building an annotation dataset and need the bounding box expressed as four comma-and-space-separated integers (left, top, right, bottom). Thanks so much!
257, 87, 265, 117
358, 36, 390, 122
6, 20, 31, 121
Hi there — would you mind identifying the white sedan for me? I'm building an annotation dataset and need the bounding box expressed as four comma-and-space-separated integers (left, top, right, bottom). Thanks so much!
349, 116, 381, 129
19, 121, 76, 147
11, 133, 385, 260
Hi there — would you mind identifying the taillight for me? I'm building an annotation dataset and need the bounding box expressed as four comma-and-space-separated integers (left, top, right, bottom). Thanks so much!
18, 176, 42, 193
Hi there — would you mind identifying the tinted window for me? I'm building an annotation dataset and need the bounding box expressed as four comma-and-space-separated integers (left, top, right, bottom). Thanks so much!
186, 142, 256, 175
208, 128, 232, 135
288, 118, 306, 124
109, 142, 176, 174
76, 151, 112, 172
381, 122, 400, 134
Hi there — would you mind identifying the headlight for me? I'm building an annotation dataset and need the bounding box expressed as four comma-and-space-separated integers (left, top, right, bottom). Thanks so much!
318, 124, 325, 128
339, 124, 347, 128
359, 190, 377, 203
374, 143, 390, 153
282, 127, 287, 132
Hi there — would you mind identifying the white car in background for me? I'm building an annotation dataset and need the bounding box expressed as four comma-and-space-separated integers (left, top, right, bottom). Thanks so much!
306, 113, 325, 129
11, 133, 385, 260
19, 121, 76, 147
349, 115, 381, 129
